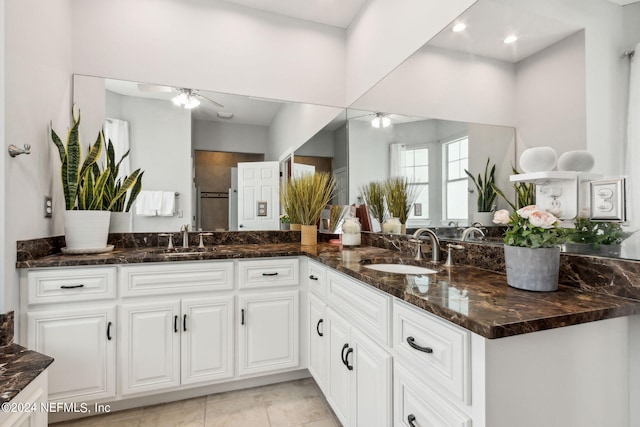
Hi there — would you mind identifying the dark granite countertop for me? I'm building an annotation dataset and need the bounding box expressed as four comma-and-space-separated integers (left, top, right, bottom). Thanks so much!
15, 243, 640, 339
0, 344, 54, 404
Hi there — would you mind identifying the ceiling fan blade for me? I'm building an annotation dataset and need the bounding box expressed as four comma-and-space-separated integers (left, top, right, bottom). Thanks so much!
137, 83, 174, 93
197, 93, 224, 108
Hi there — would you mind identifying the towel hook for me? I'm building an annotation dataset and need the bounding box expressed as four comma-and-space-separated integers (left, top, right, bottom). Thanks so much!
8, 144, 31, 157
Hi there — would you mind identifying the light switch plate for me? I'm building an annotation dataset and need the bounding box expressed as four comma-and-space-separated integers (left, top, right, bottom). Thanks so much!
414, 203, 422, 217
590, 178, 626, 221
257, 201, 267, 217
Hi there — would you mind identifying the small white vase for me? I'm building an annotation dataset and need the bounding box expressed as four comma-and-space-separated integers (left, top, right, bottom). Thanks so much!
473, 212, 495, 227
64, 210, 111, 250
109, 211, 132, 233
557, 150, 595, 172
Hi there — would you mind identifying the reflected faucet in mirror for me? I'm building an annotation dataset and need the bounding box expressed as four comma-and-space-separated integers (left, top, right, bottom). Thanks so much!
462, 227, 485, 241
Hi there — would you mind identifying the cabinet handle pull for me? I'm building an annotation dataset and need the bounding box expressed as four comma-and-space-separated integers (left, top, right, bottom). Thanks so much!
262, 272, 278, 276
60, 284, 84, 289
183, 314, 187, 332
241, 309, 245, 325
316, 319, 324, 337
408, 414, 417, 427
174, 315, 178, 333
309, 275, 318, 280
106, 321, 112, 341
345, 347, 353, 371
341, 343, 349, 366
407, 336, 433, 353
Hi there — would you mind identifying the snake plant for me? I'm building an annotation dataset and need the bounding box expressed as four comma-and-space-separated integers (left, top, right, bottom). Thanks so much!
465, 158, 497, 212
51, 110, 109, 210
103, 140, 144, 212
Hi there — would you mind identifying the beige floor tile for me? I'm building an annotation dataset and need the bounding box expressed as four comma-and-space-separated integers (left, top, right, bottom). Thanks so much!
266, 395, 330, 427
261, 378, 320, 403
206, 386, 264, 403
138, 405, 205, 427
142, 396, 206, 414
50, 408, 143, 426
204, 394, 270, 427
293, 419, 339, 427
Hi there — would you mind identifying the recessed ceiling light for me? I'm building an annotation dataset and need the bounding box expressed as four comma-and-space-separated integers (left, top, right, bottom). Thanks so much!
217, 112, 234, 119
504, 35, 518, 44
452, 23, 466, 32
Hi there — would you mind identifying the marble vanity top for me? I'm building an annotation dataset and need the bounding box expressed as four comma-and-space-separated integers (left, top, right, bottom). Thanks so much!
0, 344, 54, 404
16, 242, 640, 339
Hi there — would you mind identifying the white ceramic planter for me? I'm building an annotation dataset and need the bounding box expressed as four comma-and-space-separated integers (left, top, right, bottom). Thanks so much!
109, 211, 132, 233
473, 211, 495, 226
504, 245, 560, 292
64, 210, 111, 250
557, 150, 595, 172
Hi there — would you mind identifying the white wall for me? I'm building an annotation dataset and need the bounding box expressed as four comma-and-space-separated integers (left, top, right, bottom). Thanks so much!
193, 120, 268, 154
515, 31, 587, 164
345, 0, 476, 105
71, 0, 346, 108
3, 0, 73, 314
350, 46, 517, 127
73, 75, 106, 146
267, 103, 344, 161
348, 120, 392, 204
109, 94, 193, 232
295, 131, 335, 158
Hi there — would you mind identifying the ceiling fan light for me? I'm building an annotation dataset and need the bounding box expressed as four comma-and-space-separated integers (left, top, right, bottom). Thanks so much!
381, 116, 391, 128
371, 112, 391, 128
172, 92, 188, 106
452, 23, 466, 32
184, 96, 201, 109
371, 117, 382, 128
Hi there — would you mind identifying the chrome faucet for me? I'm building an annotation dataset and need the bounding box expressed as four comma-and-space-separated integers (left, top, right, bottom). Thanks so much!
180, 224, 190, 248
461, 226, 485, 241
411, 228, 441, 262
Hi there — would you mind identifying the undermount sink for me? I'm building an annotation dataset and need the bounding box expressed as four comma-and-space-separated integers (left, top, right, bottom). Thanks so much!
363, 264, 438, 275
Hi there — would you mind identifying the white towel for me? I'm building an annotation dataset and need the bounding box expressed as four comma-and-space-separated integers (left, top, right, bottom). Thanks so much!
135, 191, 162, 216
159, 192, 176, 216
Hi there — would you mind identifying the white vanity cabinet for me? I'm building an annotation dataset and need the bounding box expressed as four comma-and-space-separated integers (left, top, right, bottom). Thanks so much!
118, 262, 235, 395
0, 371, 49, 427
309, 263, 392, 427
22, 267, 117, 402
237, 258, 300, 376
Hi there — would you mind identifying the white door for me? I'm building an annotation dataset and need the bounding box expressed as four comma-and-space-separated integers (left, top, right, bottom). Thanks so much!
333, 166, 348, 205
120, 301, 181, 395
308, 294, 327, 391
238, 291, 299, 376
181, 296, 234, 385
351, 328, 393, 427
237, 161, 279, 230
326, 307, 352, 426
27, 306, 116, 402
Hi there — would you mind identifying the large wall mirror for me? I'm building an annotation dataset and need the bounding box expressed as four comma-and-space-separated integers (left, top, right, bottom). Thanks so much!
73, 74, 344, 233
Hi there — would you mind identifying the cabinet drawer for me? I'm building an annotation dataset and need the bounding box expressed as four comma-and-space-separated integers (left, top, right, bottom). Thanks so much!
394, 365, 471, 427
326, 270, 391, 346
394, 300, 471, 404
238, 258, 299, 289
27, 267, 116, 305
120, 261, 234, 297
307, 260, 327, 299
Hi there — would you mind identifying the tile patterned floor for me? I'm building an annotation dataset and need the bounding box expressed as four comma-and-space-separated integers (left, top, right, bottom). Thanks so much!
50, 378, 342, 427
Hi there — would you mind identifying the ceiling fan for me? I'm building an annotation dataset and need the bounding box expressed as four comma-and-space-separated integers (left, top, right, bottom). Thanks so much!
137, 83, 224, 109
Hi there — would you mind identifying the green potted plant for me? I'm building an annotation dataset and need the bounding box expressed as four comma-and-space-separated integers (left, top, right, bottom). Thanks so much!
103, 140, 144, 232
564, 218, 630, 257
279, 214, 291, 230
493, 206, 564, 291
51, 110, 112, 251
384, 176, 418, 234
360, 181, 386, 230
492, 166, 536, 210
280, 172, 335, 245
465, 158, 497, 225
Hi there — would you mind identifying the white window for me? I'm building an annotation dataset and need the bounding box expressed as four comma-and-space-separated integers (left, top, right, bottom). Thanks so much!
444, 137, 469, 221
401, 146, 429, 220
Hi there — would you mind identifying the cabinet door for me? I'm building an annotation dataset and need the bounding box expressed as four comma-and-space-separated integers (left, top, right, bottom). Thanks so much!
27, 306, 115, 402
181, 296, 234, 385
351, 328, 392, 427
120, 301, 181, 395
325, 308, 352, 427
238, 290, 299, 376
308, 293, 327, 391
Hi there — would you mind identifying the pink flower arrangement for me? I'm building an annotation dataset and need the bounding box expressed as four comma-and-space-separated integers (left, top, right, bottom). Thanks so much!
493, 205, 563, 248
